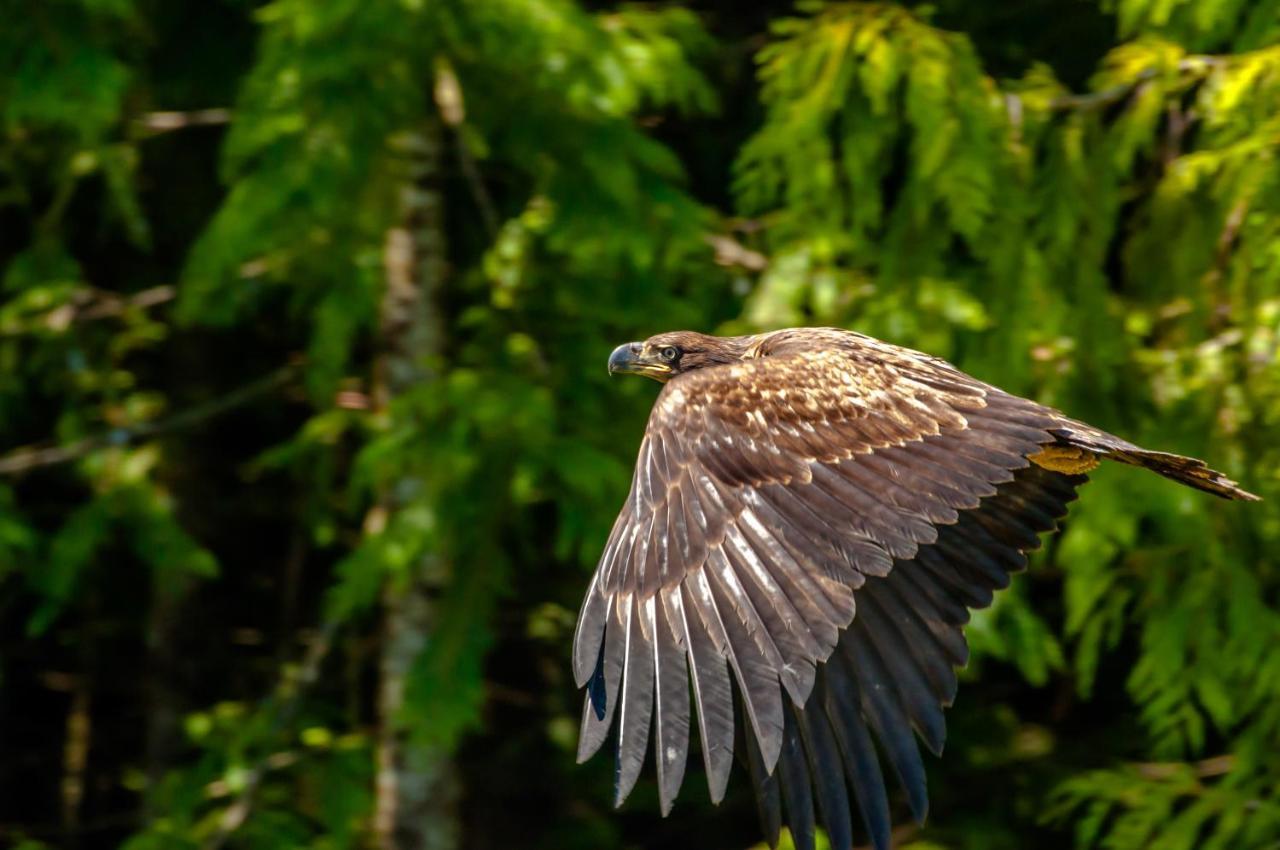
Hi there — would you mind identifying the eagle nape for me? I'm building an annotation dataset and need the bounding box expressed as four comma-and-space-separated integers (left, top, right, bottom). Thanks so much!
574, 326, 1257, 850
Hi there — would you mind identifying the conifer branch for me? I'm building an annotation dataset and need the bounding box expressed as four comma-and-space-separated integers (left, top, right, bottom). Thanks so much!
1048, 56, 1225, 112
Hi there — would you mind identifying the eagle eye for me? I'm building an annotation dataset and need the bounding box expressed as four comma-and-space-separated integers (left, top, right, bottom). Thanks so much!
660, 346, 680, 363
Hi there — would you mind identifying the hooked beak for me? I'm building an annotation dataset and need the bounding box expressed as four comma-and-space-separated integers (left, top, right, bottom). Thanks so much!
608, 342, 672, 381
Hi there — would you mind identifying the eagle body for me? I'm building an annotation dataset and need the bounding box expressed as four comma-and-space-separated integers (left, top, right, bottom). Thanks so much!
574, 327, 1256, 850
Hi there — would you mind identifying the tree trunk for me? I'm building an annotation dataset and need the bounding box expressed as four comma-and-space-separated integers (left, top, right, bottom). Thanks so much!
371, 115, 460, 850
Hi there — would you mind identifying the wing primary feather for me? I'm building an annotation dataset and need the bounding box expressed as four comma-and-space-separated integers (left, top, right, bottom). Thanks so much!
704, 544, 790, 674
647, 429, 672, 490
674, 584, 735, 803
913, 543, 996, 609
638, 435, 660, 508
742, 491, 860, 596
892, 558, 973, 631
776, 703, 817, 850
794, 703, 855, 850
842, 628, 929, 824
699, 561, 786, 771
643, 494, 670, 597
974, 492, 1056, 549
737, 508, 849, 635
742, 707, 784, 848
618, 514, 649, 596
588, 641, 607, 721
943, 518, 1028, 581
871, 573, 963, 702
742, 494, 865, 598
573, 573, 610, 686
748, 487, 869, 580
865, 570, 957, 696
577, 594, 628, 763
679, 471, 709, 571
821, 671, 893, 850
855, 588, 948, 756
693, 471, 734, 542
762, 489, 896, 581
722, 526, 820, 703
615, 597, 655, 807
664, 481, 692, 590
724, 525, 827, 659
966, 501, 1043, 551
653, 593, 691, 816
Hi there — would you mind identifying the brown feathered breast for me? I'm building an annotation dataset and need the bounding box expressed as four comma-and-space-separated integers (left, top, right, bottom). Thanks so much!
573, 327, 1256, 850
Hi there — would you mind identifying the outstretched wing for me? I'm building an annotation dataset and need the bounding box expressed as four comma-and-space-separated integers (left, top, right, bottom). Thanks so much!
571, 342, 1067, 819
742, 462, 1086, 850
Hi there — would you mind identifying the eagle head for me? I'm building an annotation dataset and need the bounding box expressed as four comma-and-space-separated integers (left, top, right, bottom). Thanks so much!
608, 331, 754, 382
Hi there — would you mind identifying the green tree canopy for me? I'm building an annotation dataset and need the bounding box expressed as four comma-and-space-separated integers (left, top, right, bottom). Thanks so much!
1, 1, 1277, 849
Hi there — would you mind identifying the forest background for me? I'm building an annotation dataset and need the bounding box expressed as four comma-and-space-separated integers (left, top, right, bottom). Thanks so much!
2, 1, 1280, 848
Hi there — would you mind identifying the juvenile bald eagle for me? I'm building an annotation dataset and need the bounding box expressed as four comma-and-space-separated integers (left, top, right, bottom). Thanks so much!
572, 328, 1257, 850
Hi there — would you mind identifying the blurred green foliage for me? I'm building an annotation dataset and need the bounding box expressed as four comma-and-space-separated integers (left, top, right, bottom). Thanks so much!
1, 1, 1278, 849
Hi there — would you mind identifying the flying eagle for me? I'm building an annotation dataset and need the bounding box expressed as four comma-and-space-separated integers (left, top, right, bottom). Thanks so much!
572, 327, 1257, 850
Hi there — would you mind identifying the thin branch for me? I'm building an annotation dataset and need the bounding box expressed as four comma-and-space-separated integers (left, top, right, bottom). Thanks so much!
1196, 196, 1250, 329
452, 133, 500, 239
1213, 199, 1249, 272
1134, 754, 1236, 781
1048, 56, 1225, 112
705, 233, 768, 272
4, 286, 178, 337
1049, 71, 1159, 112
0, 364, 297, 476
77, 285, 177, 321
204, 751, 300, 801
434, 61, 499, 239
135, 109, 232, 136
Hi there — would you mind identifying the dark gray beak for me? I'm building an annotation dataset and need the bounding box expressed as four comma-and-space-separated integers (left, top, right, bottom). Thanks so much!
608, 342, 642, 375
608, 341, 672, 381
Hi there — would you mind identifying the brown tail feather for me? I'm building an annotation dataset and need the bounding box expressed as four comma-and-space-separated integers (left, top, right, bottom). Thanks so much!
1048, 425, 1260, 502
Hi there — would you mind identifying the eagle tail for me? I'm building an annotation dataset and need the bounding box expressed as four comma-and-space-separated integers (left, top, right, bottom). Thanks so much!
1048, 424, 1260, 502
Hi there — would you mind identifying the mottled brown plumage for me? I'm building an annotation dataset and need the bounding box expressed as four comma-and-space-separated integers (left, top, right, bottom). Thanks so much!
577, 327, 1256, 850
